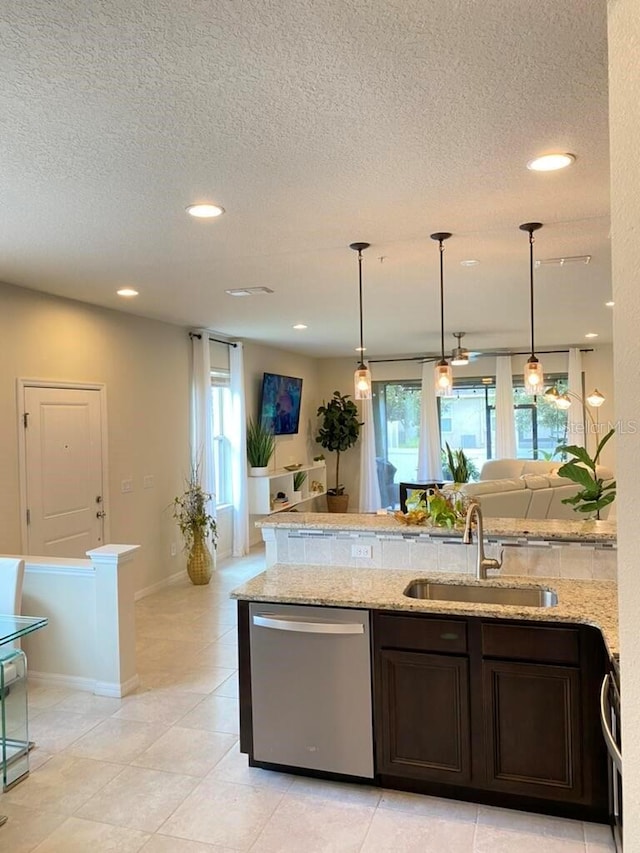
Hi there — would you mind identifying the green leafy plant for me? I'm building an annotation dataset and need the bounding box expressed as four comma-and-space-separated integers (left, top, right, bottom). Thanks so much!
173, 470, 218, 552
293, 470, 307, 491
555, 428, 616, 519
442, 443, 477, 483
396, 487, 469, 528
246, 418, 275, 468
316, 391, 362, 495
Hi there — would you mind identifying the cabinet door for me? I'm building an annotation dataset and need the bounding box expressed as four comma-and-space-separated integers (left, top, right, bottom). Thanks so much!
377, 649, 471, 783
482, 660, 582, 800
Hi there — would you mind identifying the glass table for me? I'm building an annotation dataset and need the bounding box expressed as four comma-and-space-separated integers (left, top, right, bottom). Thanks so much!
0, 615, 48, 828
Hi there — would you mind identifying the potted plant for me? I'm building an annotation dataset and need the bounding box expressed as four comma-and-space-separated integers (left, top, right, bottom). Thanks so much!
247, 417, 275, 475
292, 470, 307, 503
315, 391, 362, 512
555, 428, 616, 520
442, 443, 478, 483
312, 454, 326, 467
173, 471, 218, 585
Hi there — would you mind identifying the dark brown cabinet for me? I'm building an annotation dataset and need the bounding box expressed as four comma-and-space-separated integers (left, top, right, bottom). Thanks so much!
373, 611, 608, 821
378, 649, 471, 783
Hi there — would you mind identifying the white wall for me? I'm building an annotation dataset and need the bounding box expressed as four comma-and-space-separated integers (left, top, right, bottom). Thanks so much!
608, 0, 640, 845
318, 349, 615, 511
244, 341, 322, 542
0, 282, 190, 593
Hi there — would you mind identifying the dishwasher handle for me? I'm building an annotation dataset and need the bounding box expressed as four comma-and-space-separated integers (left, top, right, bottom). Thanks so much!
600, 673, 623, 773
252, 612, 365, 635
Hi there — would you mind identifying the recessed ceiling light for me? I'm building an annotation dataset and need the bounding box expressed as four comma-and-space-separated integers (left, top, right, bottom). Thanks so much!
605, 300, 615, 307
293, 324, 308, 330
527, 153, 576, 172
225, 287, 274, 297
185, 203, 225, 218
460, 259, 479, 267
585, 332, 599, 338
117, 288, 139, 297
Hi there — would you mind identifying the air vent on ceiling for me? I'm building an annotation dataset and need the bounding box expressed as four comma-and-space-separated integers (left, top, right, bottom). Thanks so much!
535, 255, 591, 267
225, 286, 274, 297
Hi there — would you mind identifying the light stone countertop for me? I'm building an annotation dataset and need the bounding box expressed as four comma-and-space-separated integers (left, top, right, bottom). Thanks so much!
230, 564, 619, 657
256, 512, 616, 544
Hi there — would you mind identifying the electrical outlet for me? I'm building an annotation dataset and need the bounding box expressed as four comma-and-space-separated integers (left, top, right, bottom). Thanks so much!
143, 475, 154, 489
351, 544, 372, 559
121, 478, 133, 493
170, 543, 177, 557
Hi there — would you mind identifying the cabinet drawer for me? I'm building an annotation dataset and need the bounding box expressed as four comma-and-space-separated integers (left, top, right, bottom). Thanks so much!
375, 613, 467, 653
481, 622, 579, 665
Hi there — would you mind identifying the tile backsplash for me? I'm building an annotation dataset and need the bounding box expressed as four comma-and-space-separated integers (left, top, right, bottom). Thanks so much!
265, 527, 616, 581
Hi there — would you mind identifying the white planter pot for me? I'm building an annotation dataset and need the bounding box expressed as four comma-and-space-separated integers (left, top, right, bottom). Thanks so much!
249, 466, 269, 477
291, 490, 303, 504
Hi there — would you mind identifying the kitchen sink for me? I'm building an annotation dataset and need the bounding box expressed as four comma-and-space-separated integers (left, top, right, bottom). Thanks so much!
403, 580, 558, 608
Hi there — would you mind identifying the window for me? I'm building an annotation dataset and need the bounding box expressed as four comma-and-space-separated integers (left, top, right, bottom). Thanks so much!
211, 370, 232, 506
373, 374, 568, 494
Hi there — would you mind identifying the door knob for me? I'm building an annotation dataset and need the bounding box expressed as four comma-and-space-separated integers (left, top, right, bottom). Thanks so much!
96, 510, 106, 519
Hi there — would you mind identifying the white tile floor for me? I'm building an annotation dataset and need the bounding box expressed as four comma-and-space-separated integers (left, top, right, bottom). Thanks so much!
1, 548, 616, 852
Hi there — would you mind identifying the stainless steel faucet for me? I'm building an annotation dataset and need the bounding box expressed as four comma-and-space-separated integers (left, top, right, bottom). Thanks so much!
463, 502, 503, 579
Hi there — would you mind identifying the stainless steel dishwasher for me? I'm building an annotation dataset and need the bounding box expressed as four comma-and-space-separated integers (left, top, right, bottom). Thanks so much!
249, 602, 374, 778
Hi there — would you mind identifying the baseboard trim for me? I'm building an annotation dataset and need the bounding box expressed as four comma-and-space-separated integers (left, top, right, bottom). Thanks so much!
134, 568, 188, 600
29, 671, 140, 698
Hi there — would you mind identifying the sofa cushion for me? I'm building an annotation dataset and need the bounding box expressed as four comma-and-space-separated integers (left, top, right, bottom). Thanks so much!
520, 460, 556, 476
457, 478, 526, 497
520, 473, 551, 490
479, 460, 524, 480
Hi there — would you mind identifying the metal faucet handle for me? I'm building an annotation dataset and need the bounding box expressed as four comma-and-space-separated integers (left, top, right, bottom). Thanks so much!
483, 548, 504, 573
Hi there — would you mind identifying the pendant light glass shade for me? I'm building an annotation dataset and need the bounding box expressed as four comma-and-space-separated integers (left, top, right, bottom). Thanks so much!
435, 360, 453, 394
431, 231, 453, 396
556, 393, 573, 410
350, 241, 372, 400
524, 355, 544, 392
520, 222, 543, 395
354, 366, 372, 399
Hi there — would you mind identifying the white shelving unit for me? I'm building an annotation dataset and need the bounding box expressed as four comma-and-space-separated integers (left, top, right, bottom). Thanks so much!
248, 464, 327, 515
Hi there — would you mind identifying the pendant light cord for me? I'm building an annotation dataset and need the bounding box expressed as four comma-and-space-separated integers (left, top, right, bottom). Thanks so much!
528, 229, 535, 356
439, 239, 445, 360
358, 248, 365, 369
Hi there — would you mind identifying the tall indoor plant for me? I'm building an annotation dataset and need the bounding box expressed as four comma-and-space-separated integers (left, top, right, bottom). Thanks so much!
316, 391, 362, 512
555, 428, 616, 519
247, 417, 275, 475
173, 471, 218, 585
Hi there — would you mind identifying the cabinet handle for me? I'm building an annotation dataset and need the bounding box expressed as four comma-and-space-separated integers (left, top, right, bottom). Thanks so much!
253, 613, 364, 635
600, 673, 622, 772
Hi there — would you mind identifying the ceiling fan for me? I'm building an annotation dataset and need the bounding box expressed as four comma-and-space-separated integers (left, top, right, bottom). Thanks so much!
450, 332, 481, 365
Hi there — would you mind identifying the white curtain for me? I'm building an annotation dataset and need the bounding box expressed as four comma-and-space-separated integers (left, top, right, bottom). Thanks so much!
230, 342, 250, 556
495, 356, 517, 458
417, 362, 443, 480
359, 393, 382, 512
191, 332, 216, 542
567, 347, 585, 448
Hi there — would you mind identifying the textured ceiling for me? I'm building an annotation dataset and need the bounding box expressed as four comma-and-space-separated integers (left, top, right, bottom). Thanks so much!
1, 0, 611, 357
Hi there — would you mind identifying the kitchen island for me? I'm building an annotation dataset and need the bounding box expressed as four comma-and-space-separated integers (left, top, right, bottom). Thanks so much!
257, 513, 617, 581
231, 566, 616, 824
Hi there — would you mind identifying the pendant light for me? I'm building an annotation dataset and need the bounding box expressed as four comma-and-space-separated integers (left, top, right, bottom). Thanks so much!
350, 241, 372, 400
519, 222, 544, 393
431, 231, 453, 395
451, 332, 470, 366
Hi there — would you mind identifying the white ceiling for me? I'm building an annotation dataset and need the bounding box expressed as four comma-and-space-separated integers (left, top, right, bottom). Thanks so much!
1, 1, 611, 358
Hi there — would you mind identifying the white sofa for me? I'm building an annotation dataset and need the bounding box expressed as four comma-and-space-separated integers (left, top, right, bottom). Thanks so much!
453, 459, 615, 520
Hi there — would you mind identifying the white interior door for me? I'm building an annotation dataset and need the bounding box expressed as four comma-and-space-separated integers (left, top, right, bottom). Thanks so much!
23, 386, 105, 557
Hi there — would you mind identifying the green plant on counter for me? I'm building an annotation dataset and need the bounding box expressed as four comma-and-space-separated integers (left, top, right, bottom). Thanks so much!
246, 418, 275, 468
555, 428, 616, 520
397, 486, 470, 528
293, 470, 307, 491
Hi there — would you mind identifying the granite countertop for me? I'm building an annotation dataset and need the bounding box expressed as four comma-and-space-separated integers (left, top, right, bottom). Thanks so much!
256, 512, 616, 544
230, 564, 618, 656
